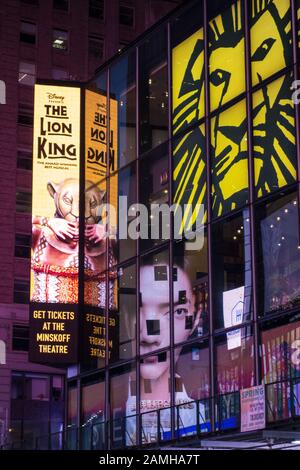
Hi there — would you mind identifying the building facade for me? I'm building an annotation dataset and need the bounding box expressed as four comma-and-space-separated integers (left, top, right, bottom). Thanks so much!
55, 0, 300, 450
0, 0, 182, 449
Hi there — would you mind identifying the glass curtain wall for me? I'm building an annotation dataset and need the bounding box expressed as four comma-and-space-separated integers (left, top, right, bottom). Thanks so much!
63, 0, 300, 449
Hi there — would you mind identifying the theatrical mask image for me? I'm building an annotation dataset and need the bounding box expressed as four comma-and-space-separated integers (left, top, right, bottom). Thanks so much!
31, 178, 116, 306
172, 0, 297, 220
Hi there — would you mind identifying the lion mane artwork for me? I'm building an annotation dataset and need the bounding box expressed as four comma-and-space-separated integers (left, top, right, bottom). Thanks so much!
31, 178, 116, 307
172, 0, 298, 222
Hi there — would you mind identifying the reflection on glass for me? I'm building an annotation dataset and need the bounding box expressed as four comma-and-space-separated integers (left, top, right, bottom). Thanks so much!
175, 341, 210, 436
84, 178, 108, 308
252, 74, 296, 198
251, 0, 292, 86
81, 378, 105, 450
139, 147, 169, 252
110, 364, 136, 448
216, 329, 254, 393
140, 249, 170, 354
211, 100, 248, 218
92, 72, 106, 94
261, 321, 300, 422
212, 211, 252, 329
110, 51, 136, 168
139, 27, 168, 154
209, 0, 245, 111
256, 193, 300, 315
109, 264, 136, 363
174, 238, 209, 343
215, 328, 253, 430
115, 163, 137, 264
65, 383, 76, 449
173, 124, 206, 232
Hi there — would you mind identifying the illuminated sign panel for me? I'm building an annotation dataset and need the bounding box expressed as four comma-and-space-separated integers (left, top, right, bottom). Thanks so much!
83, 89, 119, 363
172, 0, 296, 220
29, 84, 80, 363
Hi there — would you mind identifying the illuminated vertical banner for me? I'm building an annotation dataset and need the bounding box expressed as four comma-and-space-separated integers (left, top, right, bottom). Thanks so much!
83, 89, 119, 363
172, 28, 207, 231
29, 84, 81, 364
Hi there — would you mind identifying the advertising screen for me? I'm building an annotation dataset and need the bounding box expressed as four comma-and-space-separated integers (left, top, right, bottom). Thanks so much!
83, 89, 119, 365
29, 84, 81, 364
172, 0, 296, 219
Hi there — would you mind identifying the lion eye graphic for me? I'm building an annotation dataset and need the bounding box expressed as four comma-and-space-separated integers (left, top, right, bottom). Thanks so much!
210, 68, 230, 87
252, 38, 276, 62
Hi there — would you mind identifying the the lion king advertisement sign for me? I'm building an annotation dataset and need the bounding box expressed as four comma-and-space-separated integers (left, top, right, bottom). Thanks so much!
29, 84, 119, 365
29, 84, 81, 364
83, 89, 119, 365
172, 0, 297, 221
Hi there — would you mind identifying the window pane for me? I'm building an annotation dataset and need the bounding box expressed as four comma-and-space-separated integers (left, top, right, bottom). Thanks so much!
110, 364, 136, 448
140, 249, 170, 354
175, 341, 210, 436
209, 0, 245, 111
261, 321, 300, 422
20, 21, 36, 44
15, 233, 31, 258
140, 352, 171, 444
67, 384, 77, 426
25, 375, 49, 400
139, 146, 169, 252
52, 29, 68, 50
172, 1, 204, 136
173, 124, 207, 231
51, 376, 64, 401
18, 62, 36, 86
215, 328, 254, 430
253, 74, 297, 198
139, 27, 168, 154
173, 238, 209, 344
14, 279, 30, 304
12, 374, 24, 400
84, 177, 107, 306
119, 5, 134, 27
12, 325, 29, 351
110, 51, 136, 168
109, 264, 136, 363
211, 100, 248, 218
52, 68, 69, 80
212, 211, 252, 330
66, 383, 77, 449
251, 0, 292, 86
115, 163, 137, 263
17, 150, 32, 170
16, 191, 32, 213
88, 37, 104, 59
89, 0, 104, 19
53, 0, 69, 11
18, 104, 33, 126
81, 378, 105, 450
256, 192, 300, 316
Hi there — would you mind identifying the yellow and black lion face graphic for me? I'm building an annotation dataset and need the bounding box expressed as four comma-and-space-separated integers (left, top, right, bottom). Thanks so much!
172, 0, 298, 223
